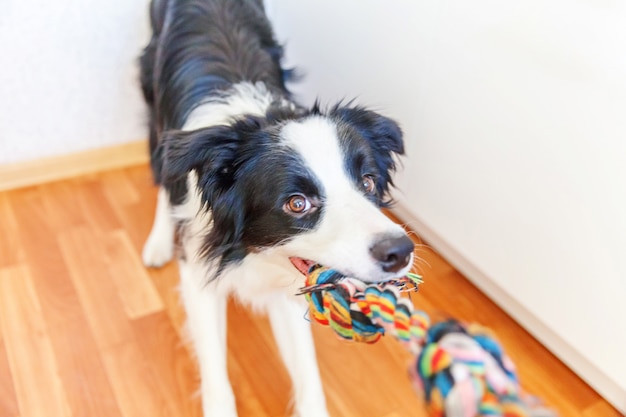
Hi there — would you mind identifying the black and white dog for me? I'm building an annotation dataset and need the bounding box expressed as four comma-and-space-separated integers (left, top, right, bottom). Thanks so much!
140, 0, 414, 415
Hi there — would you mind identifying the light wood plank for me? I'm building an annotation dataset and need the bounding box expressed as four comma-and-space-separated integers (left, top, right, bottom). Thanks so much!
45, 317, 124, 417
312, 325, 424, 417
0, 266, 71, 417
0, 194, 25, 267
38, 180, 87, 233
146, 261, 187, 339
584, 400, 623, 417
101, 341, 171, 417
0, 333, 19, 417
131, 312, 202, 417
8, 187, 123, 417
108, 165, 159, 252
0, 140, 148, 192
57, 227, 134, 349
8, 187, 87, 329
103, 230, 164, 319
99, 169, 141, 207
75, 178, 123, 234
226, 301, 292, 417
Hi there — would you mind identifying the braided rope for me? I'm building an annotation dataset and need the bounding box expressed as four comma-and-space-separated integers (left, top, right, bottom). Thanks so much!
298, 265, 556, 417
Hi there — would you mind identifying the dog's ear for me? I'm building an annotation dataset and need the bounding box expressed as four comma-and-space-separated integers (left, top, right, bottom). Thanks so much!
159, 117, 265, 272
330, 105, 404, 205
159, 116, 264, 191
160, 126, 239, 186
330, 105, 404, 156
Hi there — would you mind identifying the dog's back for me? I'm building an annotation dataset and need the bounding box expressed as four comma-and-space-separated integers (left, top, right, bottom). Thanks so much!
140, 0, 292, 199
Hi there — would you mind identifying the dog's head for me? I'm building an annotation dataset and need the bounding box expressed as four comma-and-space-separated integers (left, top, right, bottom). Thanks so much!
160, 104, 414, 282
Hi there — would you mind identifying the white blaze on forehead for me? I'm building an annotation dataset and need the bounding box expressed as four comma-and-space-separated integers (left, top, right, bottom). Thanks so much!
278, 116, 410, 281
280, 116, 349, 194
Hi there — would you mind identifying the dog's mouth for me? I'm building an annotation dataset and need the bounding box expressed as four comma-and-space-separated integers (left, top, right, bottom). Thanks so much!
289, 257, 316, 276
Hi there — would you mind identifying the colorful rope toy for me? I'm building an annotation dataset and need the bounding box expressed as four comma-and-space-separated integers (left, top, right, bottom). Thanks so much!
297, 265, 557, 417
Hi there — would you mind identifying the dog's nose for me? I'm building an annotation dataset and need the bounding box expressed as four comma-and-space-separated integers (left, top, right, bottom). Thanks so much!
370, 235, 414, 273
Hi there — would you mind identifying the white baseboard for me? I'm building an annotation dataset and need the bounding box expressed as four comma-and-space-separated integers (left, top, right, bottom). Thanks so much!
393, 202, 626, 414
0, 140, 149, 192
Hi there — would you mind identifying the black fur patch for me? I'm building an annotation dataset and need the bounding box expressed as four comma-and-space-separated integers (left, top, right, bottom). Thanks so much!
330, 105, 404, 207
159, 114, 324, 275
140, 0, 294, 202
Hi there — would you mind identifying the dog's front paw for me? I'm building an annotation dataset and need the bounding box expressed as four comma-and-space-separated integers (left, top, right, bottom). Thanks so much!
202, 397, 238, 417
142, 231, 174, 267
292, 409, 331, 417
292, 401, 331, 417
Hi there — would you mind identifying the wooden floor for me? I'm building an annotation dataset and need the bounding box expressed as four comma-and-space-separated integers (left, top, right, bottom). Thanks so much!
0, 164, 621, 417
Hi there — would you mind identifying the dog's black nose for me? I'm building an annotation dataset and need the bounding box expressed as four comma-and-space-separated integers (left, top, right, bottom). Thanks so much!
370, 235, 414, 273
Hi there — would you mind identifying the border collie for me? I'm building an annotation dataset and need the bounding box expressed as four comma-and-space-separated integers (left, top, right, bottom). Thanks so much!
140, 0, 414, 415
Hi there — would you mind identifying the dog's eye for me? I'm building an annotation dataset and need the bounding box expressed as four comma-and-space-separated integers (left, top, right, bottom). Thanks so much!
361, 175, 376, 194
284, 194, 311, 215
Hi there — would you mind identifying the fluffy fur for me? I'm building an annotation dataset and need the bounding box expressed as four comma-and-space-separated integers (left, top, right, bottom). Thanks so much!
140, 1, 414, 416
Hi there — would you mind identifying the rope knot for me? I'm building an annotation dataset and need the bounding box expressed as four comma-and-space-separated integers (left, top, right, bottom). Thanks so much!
297, 264, 557, 417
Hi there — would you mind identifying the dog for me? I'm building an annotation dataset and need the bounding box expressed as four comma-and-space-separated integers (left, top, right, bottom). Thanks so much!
139, 0, 415, 415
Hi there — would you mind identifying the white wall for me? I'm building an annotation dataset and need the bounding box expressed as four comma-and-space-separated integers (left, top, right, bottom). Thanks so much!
267, 0, 626, 412
0, 0, 150, 165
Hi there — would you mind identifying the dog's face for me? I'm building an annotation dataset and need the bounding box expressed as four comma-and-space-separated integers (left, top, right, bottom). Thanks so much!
160, 105, 414, 282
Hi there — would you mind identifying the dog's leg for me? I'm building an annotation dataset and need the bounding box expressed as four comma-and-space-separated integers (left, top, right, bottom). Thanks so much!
142, 187, 175, 267
180, 261, 238, 417
268, 296, 329, 417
